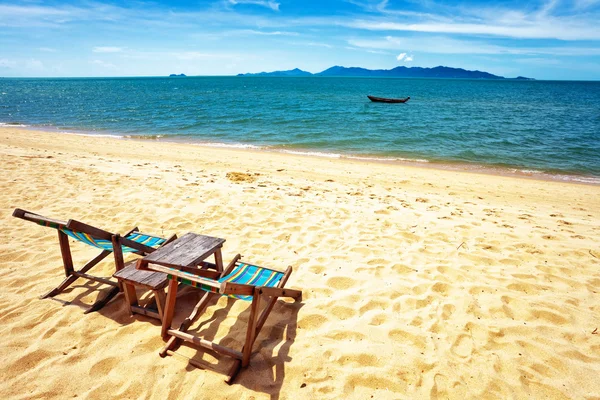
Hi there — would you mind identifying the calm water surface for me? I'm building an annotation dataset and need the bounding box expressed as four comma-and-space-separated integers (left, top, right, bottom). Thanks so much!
1, 77, 599, 182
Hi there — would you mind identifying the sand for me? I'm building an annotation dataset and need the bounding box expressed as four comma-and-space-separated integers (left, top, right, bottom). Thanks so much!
1, 127, 599, 399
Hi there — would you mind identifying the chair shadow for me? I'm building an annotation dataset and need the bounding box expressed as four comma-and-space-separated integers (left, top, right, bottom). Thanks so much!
42, 269, 303, 399
176, 295, 304, 399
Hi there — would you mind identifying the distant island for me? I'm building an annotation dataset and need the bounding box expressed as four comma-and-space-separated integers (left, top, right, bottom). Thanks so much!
169, 73, 186, 77
237, 66, 534, 80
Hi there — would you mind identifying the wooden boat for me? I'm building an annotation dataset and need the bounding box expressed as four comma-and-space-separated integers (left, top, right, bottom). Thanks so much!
367, 95, 410, 103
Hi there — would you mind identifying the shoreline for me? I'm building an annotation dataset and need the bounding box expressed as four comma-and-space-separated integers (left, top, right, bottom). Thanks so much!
4, 124, 599, 186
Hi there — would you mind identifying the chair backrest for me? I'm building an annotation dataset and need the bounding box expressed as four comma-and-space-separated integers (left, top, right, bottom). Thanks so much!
13, 208, 166, 254
13, 208, 118, 251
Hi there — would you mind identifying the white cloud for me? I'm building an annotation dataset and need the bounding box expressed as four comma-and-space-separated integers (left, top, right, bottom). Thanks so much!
93, 46, 124, 53
346, 19, 600, 41
396, 52, 413, 62
26, 58, 45, 70
228, 0, 280, 11
90, 59, 117, 69
0, 58, 17, 69
349, 36, 600, 56
221, 29, 299, 36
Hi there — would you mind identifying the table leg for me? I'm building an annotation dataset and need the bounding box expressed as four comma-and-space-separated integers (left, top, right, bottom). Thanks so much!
161, 279, 178, 339
214, 248, 224, 273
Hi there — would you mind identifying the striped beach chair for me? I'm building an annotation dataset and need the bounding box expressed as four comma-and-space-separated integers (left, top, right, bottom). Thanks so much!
142, 254, 302, 383
12, 208, 174, 313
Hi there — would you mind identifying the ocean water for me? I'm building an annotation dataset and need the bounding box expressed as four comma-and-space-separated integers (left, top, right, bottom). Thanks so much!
1, 77, 599, 183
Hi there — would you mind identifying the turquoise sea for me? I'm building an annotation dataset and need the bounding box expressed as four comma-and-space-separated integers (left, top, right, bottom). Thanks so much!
1, 77, 599, 183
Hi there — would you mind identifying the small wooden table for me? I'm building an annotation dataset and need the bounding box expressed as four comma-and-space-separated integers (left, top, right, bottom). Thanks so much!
136, 232, 226, 336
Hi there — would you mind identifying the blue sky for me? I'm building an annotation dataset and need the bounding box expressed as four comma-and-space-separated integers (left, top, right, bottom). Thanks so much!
1, 0, 599, 79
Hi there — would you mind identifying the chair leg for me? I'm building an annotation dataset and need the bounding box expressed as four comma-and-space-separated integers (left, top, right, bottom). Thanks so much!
225, 359, 242, 384
58, 230, 74, 277
122, 282, 138, 316
42, 250, 112, 299
242, 288, 261, 367
160, 291, 213, 356
161, 279, 179, 339
154, 289, 166, 321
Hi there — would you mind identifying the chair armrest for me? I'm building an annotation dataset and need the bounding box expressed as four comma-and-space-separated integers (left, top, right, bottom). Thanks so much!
13, 208, 68, 227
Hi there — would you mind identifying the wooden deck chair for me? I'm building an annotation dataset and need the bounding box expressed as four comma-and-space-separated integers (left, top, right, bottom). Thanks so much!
12, 208, 173, 313
143, 254, 302, 383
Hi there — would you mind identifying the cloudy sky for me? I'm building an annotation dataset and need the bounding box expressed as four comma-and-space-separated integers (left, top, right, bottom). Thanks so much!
1, 0, 599, 79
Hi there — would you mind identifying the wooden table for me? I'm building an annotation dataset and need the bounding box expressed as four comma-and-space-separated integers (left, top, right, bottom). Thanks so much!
136, 232, 226, 336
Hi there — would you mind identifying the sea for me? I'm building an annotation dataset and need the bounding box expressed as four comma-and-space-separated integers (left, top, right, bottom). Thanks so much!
1, 77, 599, 184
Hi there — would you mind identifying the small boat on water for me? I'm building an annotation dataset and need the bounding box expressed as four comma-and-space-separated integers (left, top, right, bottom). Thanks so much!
367, 95, 410, 103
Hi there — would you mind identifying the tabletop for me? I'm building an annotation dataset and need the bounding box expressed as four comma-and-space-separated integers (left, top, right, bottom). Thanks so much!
142, 232, 225, 269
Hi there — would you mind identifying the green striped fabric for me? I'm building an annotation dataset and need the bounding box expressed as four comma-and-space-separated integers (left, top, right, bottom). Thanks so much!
37, 220, 166, 253
167, 262, 284, 301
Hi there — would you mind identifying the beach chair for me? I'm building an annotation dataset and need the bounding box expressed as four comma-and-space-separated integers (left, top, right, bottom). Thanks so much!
143, 254, 302, 383
12, 208, 173, 313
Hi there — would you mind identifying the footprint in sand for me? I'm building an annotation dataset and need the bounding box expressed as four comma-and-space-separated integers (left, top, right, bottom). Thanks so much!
331, 306, 357, 320
89, 357, 120, 378
327, 276, 357, 290
298, 313, 328, 329
388, 329, 426, 348
450, 334, 473, 358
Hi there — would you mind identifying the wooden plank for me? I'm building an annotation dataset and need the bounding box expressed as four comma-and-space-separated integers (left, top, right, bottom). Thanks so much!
13, 208, 68, 226
161, 279, 179, 338
143, 232, 198, 263
214, 248, 224, 272
225, 359, 242, 384
177, 266, 221, 280
57, 230, 74, 277
255, 266, 296, 336
139, 272, 169, 290
122, 281, 138, 315
144, 233, 225, 268
116, 264, 168, 289
112, 234, 125, 272
66, 219, 113, 240
220, 282, 255, 296
131, 305, 161, 320
167, 330, 243, 360
242, 287, 261, 367
155, 289, 166, 321
118, 236, 156, 255
222, 255, 242, 277
147, 264, 221, 289
159, 336, 179, 358
259, 287, 303, 300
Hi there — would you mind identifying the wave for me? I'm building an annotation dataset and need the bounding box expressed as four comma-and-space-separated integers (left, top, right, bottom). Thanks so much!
60, 131, 124, 139
124, 134, 164, 140
0, 122, 28, 127
198, 142, 263, 150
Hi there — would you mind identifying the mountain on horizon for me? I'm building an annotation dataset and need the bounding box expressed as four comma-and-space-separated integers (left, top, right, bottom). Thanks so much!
236, 67, 312, 77
237, 65, 534, 80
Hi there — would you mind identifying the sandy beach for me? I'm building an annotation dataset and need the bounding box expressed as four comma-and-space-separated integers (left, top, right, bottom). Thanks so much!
1, 127, 599, 399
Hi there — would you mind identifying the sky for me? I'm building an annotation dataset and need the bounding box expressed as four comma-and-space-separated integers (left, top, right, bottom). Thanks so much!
1, 0, 599, 80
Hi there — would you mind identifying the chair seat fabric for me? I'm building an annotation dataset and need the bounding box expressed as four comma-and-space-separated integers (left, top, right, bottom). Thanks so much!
60, 228, 166, 252
168, 263, 284, 301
